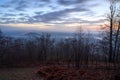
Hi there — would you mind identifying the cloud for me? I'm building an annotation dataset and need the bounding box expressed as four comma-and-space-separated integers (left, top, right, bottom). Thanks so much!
12, 0, 28, 11
31, 7, 90, 23
36, 0, 51, 3
0, 17, 16, 24
0, 0, 29, 11
0, 5, 94, 25
0, 4, 11, 8
79, 19, 106, 24
0, 0, 101, 26
108, 0, 120, 2
18, 13, 27, 16
3, 13, 17, 17
35, 12, 43, 15
57, 0, 89, 6
7, 0, 51, 11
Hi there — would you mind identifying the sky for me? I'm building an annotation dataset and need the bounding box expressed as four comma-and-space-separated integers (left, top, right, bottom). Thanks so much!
0, 0, 119, 33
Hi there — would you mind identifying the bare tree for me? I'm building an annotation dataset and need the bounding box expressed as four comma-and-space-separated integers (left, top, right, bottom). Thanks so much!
0, 29, 4, 66
108, 0, 116, 62
37, 33, 54, 64
113, 9, 120, 63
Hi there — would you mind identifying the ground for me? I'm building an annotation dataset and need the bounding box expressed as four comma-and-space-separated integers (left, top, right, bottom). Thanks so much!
0, 67, 42, 80
0, 65, 116, 80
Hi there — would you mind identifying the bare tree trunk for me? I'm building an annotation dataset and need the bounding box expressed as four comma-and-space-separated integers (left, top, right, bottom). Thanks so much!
109, 17, 113, 62
108, 1, 116, 62
113, 21, 120, 62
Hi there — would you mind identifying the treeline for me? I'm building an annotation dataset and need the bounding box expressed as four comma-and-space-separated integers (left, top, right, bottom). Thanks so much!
0, 30, 98, 68
0, 29, 120, 68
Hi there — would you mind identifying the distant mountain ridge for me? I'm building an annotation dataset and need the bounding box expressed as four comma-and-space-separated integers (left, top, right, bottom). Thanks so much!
24, 32, 40, 36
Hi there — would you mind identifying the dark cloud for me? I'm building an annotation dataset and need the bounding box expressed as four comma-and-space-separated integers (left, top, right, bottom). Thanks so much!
109, 0, 120, 2
0, 0, 92, 11
0, 4, 11, 8
31, 7, 90, 23
0, 0, 29, 11
57, 0, 89, 5
0, 18, 16, 24
0, 5, 91, 24
33, 11, 64, 23
14, 0, 28, 11
18, 13, 26, 16
35, 12, 43, 15
6, 0, 91, 11
36, 0, 51, 2
3, 13, 16, 17
0, 16, 29, 24
8, 0, 52, 11
117, 0, 120, 1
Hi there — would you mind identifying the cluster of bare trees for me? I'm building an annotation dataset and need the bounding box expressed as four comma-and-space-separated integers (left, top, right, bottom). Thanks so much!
0, 27, 120, 69
0, 29, 99, 68
100, 0, 120, 67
